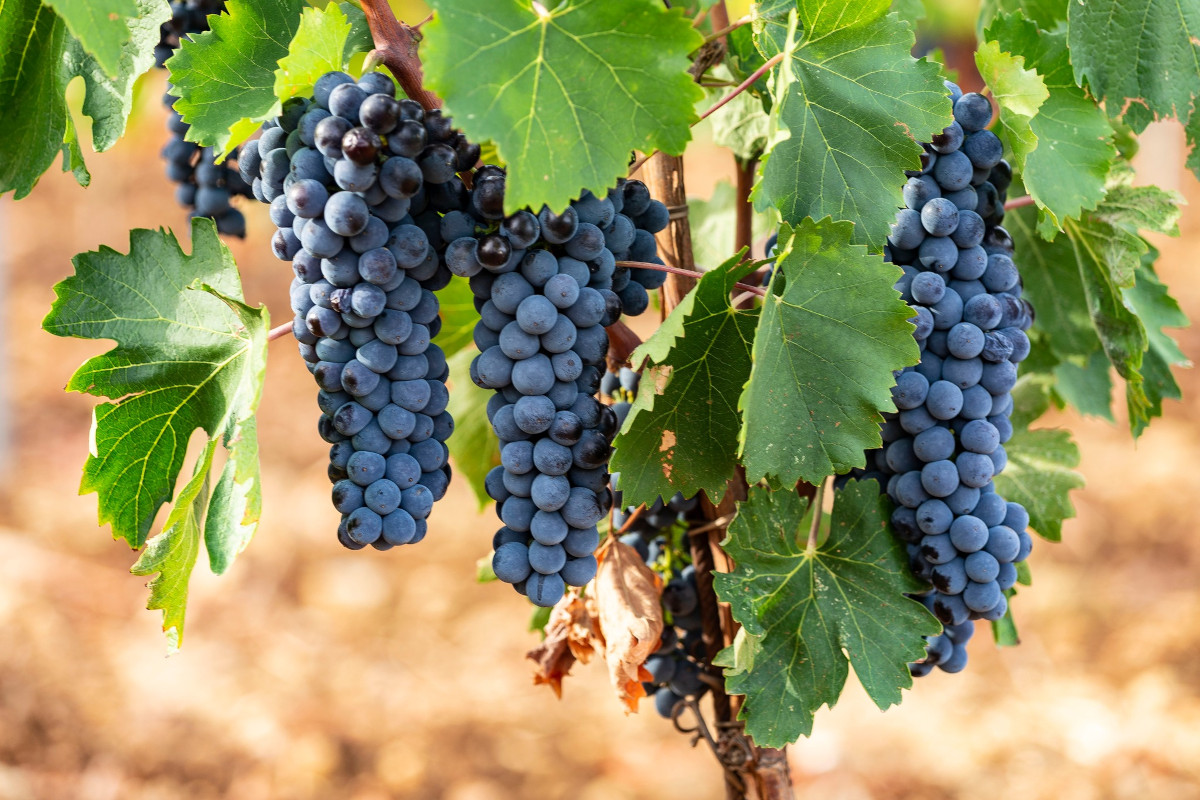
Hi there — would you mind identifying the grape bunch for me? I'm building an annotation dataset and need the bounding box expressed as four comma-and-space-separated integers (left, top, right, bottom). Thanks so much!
482, 177, 671, 607
862, 81, 1033, 675
156, 2, 252, 236
252, 69, 476, 550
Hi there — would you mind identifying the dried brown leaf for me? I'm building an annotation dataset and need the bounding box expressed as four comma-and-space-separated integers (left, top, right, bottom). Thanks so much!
592, 541, 665, 713
526, 590, 598, 697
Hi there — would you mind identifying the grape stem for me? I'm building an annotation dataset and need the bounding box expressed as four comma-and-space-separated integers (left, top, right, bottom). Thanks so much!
359, 0, 442, 111
629, 49, 785, 176
615, 260, 766, 297
268, 322, 291, 342
703, 14, 751, 44
696, 52, 785, 124
1004, 194, 1034, 210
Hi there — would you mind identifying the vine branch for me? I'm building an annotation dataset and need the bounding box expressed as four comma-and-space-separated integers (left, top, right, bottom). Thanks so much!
696, 52, 785, 124
359, 0, 442, 111
703, 15, 752, 44
616, 260, 766, 297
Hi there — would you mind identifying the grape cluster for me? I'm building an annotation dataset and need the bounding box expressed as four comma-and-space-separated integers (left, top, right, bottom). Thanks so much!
863, 81, 1034, 675
252, 70, 475, 550
482, 178, 671, 607
156, 2, 252, 236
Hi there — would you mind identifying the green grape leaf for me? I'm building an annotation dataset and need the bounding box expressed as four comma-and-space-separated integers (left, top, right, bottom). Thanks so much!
1009, 372, 1054, 431
275, 2, 370, 102
436, 276, 479, 359
739, 218, 919, 486
422, 0, 704, 214
753, 0, 952, 250
977, 0, 1066, 35
43, 0, 139, 78
994, 427, 1082, 542
1007, 206, 1102, 364
991, 595, 1020, 647
447, 349, 501, 511
1009, 170, 1182, 434
713, 480, 939, 746
687, 181, 774, 269
973, 38, 1047, 177
169, 0, 305, 158
1067, 0, 1200, 133
1123, 264, 1190, 437
610, 256, 759, 508
43, 218, 268, 554
130, 439, 216, 651
204, 416, 261, 575
1053, 352, 1115, 422
0, 0, 168, 198
1066, 168, 1182, 288
986, 14, 1115, 237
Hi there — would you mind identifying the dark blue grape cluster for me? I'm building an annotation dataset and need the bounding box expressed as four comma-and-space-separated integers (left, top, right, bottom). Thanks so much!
863, 81, 1034, 676
480, 177, 670, 607
156, 2, 252, 236
252, 70, 476, 550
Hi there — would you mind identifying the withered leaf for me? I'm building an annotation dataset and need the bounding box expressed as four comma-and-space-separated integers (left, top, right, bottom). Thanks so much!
526, 590, 597, 698
592, 540, 665, 713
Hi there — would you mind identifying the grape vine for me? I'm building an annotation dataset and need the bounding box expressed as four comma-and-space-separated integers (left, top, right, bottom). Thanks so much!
11, 0, 1199, 796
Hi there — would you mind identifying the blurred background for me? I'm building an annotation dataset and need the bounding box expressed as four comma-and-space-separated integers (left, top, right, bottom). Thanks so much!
1, 1, 1198, 798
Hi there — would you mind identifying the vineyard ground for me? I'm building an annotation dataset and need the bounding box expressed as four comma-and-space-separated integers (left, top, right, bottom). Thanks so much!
0, 89, 1197, 800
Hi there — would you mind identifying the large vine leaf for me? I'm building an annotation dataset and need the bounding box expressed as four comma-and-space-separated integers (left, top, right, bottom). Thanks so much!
168, 0, 305, 159
986, 14, 1116, 238
422, 0, 703, 214
42, 0, 140, 78
0, 0, 168, 198
446, 349, 500, 510
610, 256, 759, 508
274, 2, 371, 102
739, 218, 919, 486
43, 219, 268, 644
713, 480, 939, 746
994, 427, 1083, 543
752, 0, 952, 250
1067, 0, 1200, 136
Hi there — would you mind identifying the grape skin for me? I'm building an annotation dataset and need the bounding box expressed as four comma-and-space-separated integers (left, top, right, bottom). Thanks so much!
860, 83, 1033, 676
250, 71, 469, 551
